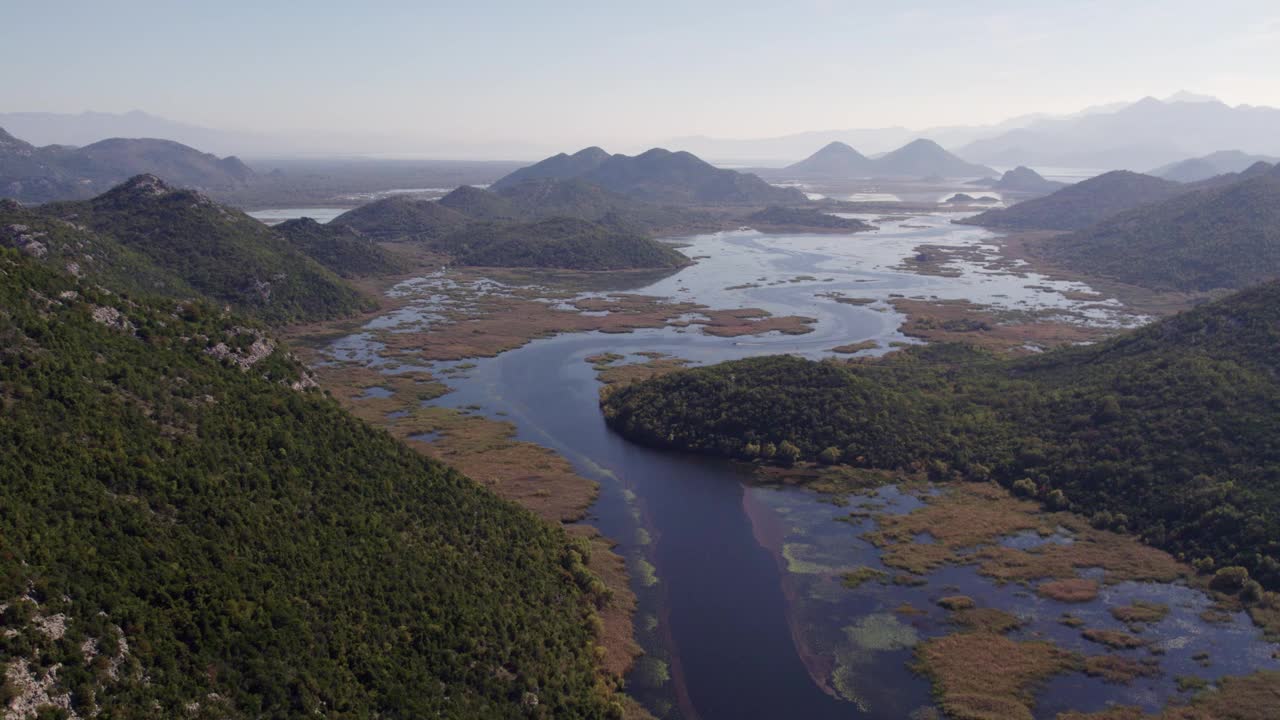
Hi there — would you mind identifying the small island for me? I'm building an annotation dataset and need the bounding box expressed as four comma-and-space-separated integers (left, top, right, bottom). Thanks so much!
747, 206, 874, 233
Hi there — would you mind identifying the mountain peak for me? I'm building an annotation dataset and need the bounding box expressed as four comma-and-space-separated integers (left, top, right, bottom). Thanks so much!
107, 173, 178, 198
572, 146, 609, 160
0, 126, 35, 154
901, 138, 944, 150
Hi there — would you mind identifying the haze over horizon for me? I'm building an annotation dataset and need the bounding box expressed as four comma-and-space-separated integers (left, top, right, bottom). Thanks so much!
7, 0, 1280, 157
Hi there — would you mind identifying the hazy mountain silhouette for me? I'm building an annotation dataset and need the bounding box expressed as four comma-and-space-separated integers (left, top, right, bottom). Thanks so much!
784, 142, 876, 176
969, 166, 1066, 195
492, 147, 804, 204
784, 139, 993, 178
1, 127, 253, 203
959, 96, 1280, 169
962, 170, 1183, 231
1152, 150, 1280, 183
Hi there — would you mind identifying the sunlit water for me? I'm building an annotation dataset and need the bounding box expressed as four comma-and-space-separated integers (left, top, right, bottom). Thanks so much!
321, 216, 1277, 719
247, 207, 347, 225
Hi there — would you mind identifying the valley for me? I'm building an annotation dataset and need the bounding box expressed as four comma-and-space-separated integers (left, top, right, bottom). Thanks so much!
281, 196, 1280, 719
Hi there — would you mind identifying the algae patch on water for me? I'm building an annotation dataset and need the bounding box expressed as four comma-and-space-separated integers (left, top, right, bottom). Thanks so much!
831, 613, 921, 709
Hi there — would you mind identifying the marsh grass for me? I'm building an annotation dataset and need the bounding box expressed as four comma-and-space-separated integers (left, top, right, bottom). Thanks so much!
1083, 655, 1162, 685
914, 632, 1080, 720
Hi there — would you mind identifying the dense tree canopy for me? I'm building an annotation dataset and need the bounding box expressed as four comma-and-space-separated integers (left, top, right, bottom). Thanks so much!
603, 281, 1280, 588
0, 249, 619, 718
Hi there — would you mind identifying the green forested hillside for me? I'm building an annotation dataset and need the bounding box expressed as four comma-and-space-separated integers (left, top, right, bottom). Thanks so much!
603, 282, 1280, 588
1038, 168, 1280, 291
36, 175, 369, 323
329, 195, 470, 240
0, 248, 620, 718
492, 147, 805, 205
437, 216, 689, 270
275, 217, 406, 277
747, 206, 873, 231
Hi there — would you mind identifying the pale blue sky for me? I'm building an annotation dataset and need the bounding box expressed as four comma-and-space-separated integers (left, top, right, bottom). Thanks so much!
6, 0, 1279, 145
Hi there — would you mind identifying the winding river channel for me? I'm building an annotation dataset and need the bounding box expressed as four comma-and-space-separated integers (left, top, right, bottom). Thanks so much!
323, 215, 1279, 719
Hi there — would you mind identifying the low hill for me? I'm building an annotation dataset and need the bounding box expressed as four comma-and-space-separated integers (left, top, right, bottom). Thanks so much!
36, 175, 367, 323
971, 166, 1066, 195
494, 178, 708, 233
330, 195, 469, 239
872, 139, 995, 178
1153, 150, 1280, 183
783, 139, 994, 179
1038, 168, 1280, 291
601, 280, 1280, 588
333, 178, 708, 240
962, 170, 1184, 231
437, 184, 523, 220
0, 248, 619, 717
748, 206, 874, 232
785, 141, 876, 177
0, 127, 254, 203
489, 146, 611, 190
492, 147, 804, 205
275, 217, 405, 277
436, 216, 689, 270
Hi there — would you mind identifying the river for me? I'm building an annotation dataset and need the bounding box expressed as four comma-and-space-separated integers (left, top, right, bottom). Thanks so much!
323, 215, 1279, 719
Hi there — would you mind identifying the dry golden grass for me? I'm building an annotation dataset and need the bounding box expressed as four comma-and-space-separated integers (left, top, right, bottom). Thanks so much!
1038, 579, 1101, 603
594, 354, 691, 387
889, 297, 1109, 353
831, 340, 878, 354
864, 483, 1189, 589
1057, 670, 1280, 720
951, 608, 1024, 635
878, 541, 958, 575
1111, 601, 1169, 625
1082, 629, 1147, 650
915, 632, 1079, 720
1082, 655, 1162, 685
867, 483, 1041, 551
938, 595, 976, 611
975, 536, 1185, 587
698, 308, 816, 337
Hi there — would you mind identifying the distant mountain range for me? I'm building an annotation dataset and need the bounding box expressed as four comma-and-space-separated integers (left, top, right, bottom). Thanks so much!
491, 147, 804, 204
957, 96, 1280, 170
783, 139, 994, 179
1151, 151, 1280, 183
0, 127, 253, 203
962, 171, 1184, 231
668, 93, 1280, 170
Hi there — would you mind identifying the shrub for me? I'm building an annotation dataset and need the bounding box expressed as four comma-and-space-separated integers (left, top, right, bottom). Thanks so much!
777, 440, 802, 466
818, 446, 842, 465
1210, 566, 1251, 592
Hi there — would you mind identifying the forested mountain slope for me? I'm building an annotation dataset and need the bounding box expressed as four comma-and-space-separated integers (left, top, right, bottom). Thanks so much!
1038, 166, 1280, 291
33, 175, 368, 323
0, 248, 620, 718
